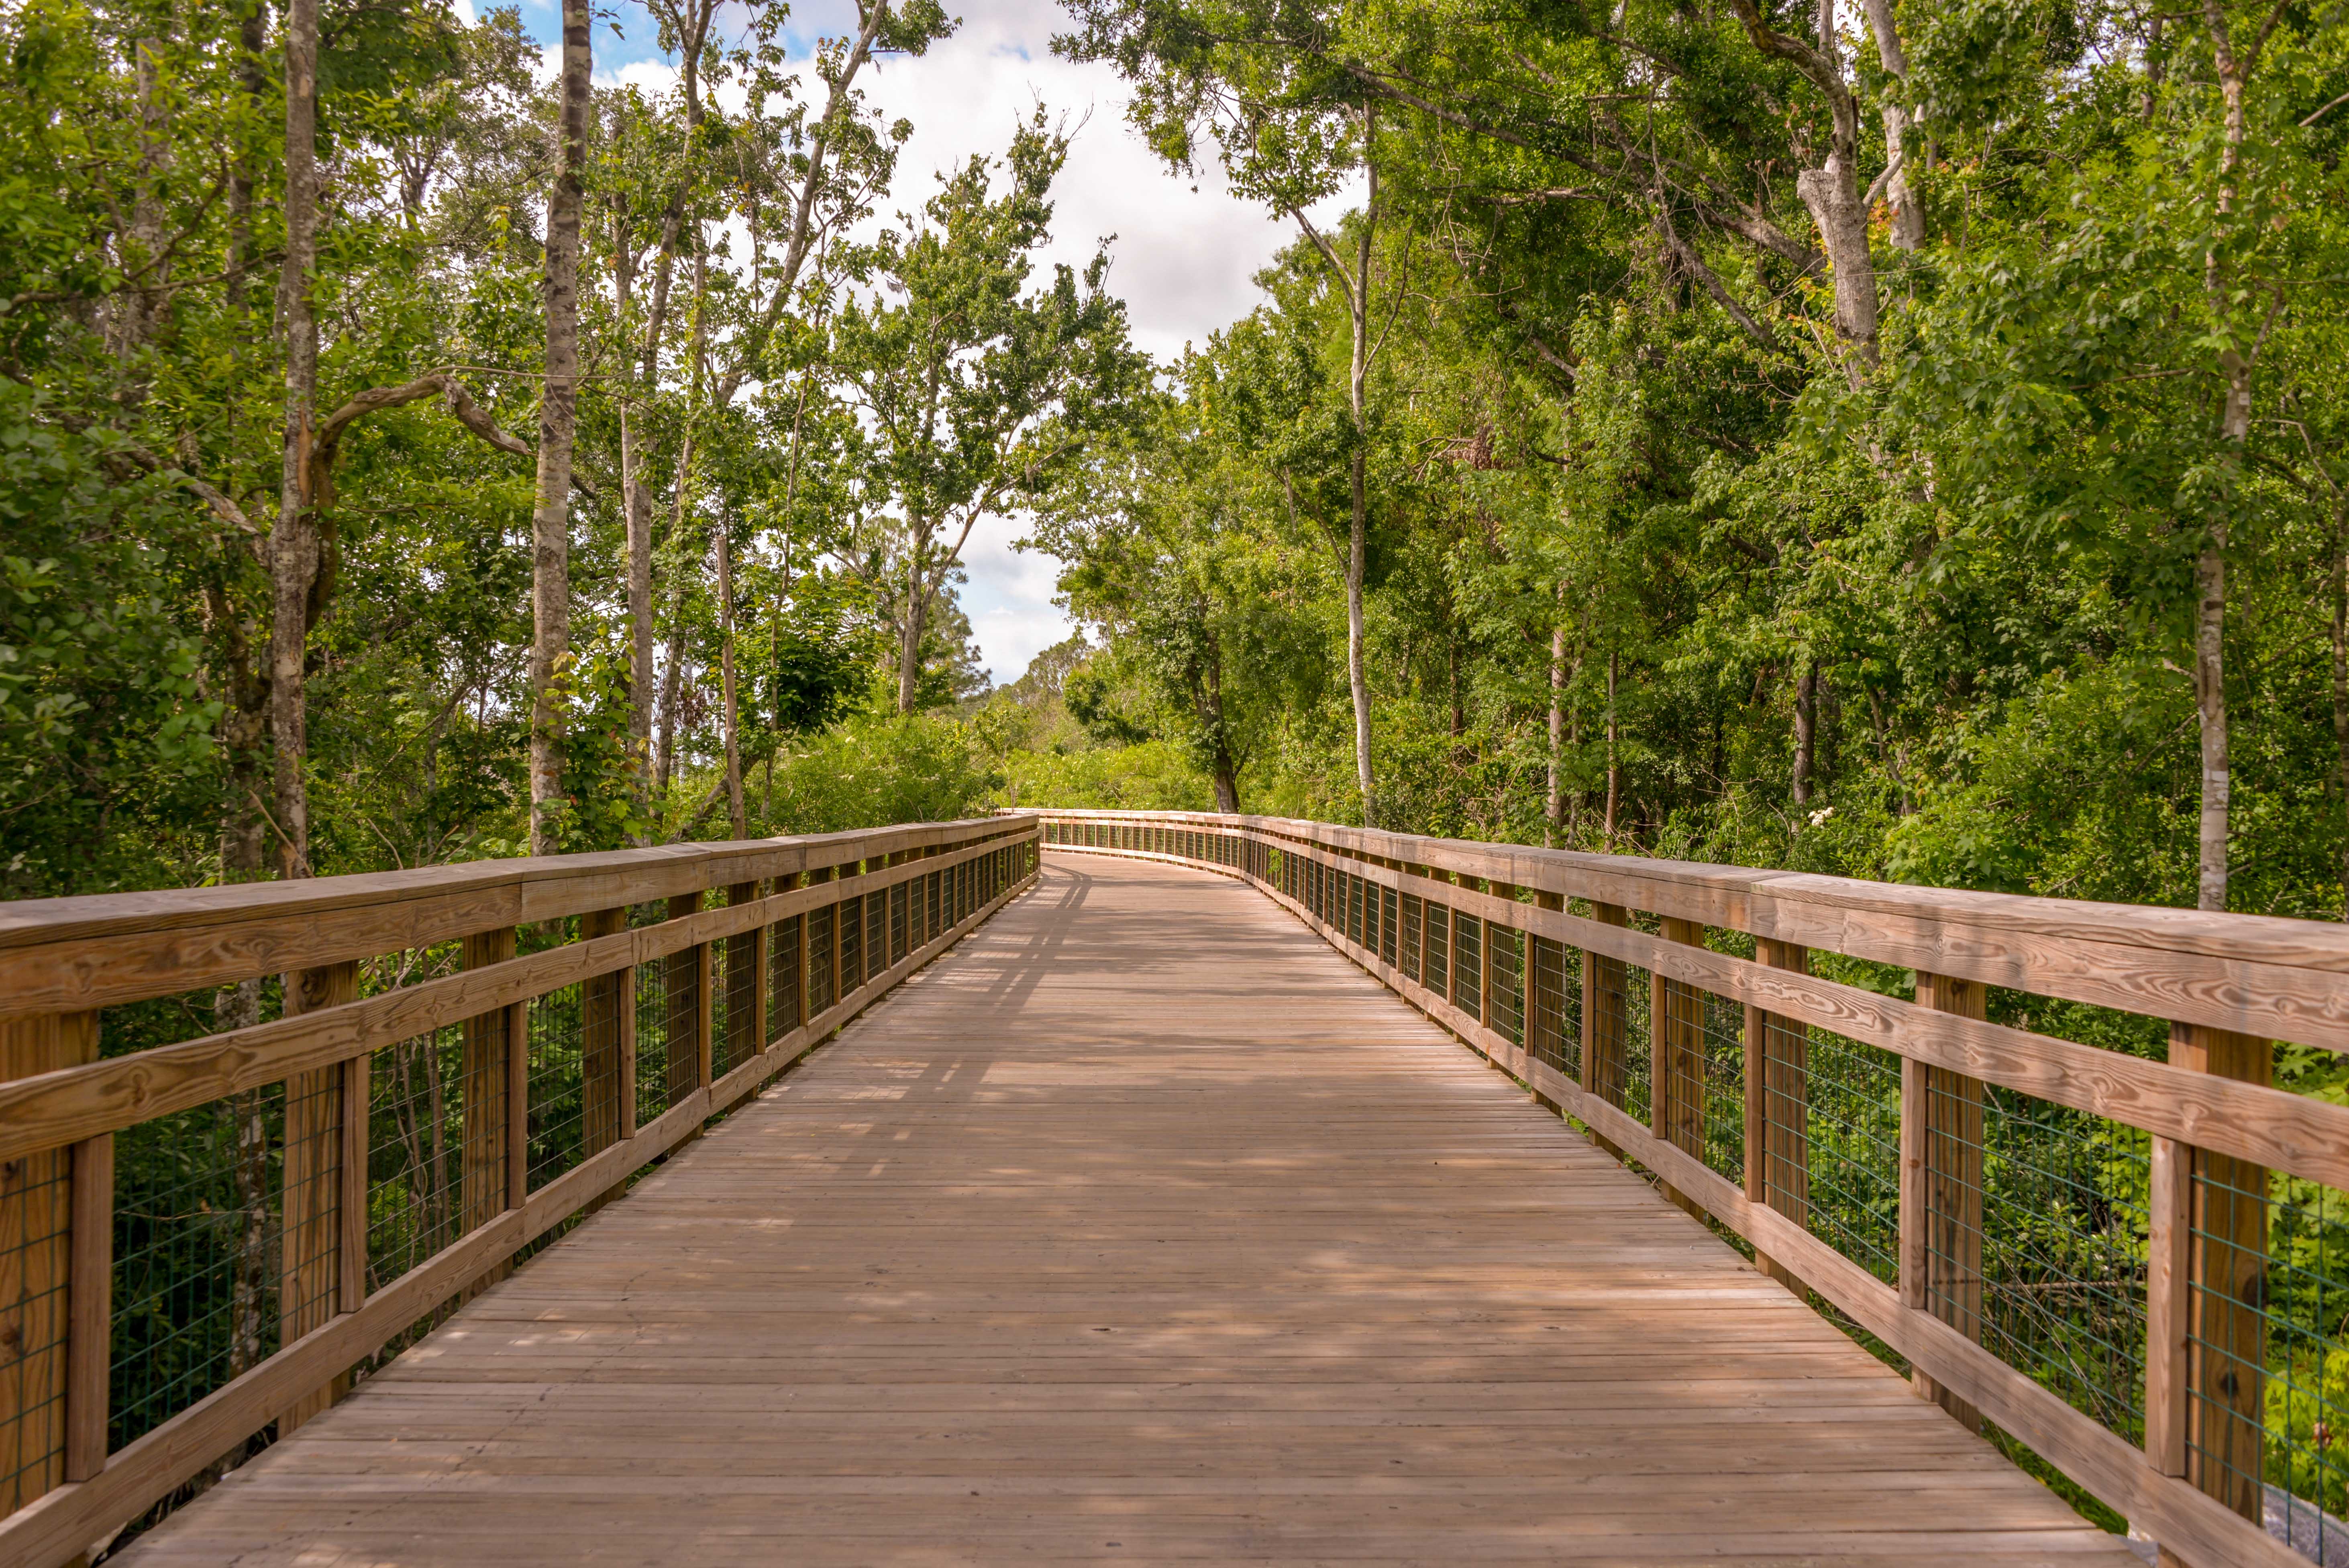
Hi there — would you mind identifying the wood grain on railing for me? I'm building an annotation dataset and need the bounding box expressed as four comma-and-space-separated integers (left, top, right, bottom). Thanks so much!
1036, 807, 2348, 1568
0, 816, 1039, 1568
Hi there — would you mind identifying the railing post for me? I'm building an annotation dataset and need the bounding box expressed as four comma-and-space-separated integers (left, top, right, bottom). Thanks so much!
65, 1128, 111, 1483
1, 1007, 100, 1509
1652, 917, 1708, 1218
580, 908, 628, 1160
1902, 971, 1987, 1431
461, 929, 517, 1294
281, 958, 357, 1434
2150, 1023, 2271, 1541
1743, 937, 1809, 1293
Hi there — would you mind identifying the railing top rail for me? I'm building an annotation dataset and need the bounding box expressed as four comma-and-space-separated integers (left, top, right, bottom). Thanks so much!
0, 813, 1036, 1018
1024, 807, 2349, 1050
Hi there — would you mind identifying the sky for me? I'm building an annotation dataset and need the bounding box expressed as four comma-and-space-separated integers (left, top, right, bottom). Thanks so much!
486, 0, 1359, 687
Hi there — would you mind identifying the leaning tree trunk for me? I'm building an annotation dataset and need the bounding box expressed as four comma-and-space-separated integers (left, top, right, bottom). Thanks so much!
527, 0, 591, 857
269, 0, 321, 880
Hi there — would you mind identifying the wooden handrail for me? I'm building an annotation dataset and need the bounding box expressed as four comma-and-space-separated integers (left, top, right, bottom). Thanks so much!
1033, 808, 2335, 1568
0, 816, 1042, 1568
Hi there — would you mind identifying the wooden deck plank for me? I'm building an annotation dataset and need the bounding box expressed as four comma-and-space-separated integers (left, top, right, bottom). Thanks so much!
111, 854, 2139, 1566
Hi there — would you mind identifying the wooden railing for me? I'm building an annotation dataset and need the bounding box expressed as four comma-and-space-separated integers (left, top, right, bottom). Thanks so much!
0, 815, 1040, 1567
1036, 807, 2349, 1568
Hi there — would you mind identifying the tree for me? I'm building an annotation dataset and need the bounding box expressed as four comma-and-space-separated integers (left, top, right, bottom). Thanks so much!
827, 110, 1145, 715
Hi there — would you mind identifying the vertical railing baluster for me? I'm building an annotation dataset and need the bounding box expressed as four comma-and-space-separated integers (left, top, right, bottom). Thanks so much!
1903, 971, 1987, 1431
2158, 1023, 2271, 1529
462, 928, 516, 1295
64, 1128, 110, 1482
281, 958, 357, 1433
581, 908, 628, 1161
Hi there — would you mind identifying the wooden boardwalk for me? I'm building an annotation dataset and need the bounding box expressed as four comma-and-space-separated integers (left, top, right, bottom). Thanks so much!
115, 854, 2137, 1566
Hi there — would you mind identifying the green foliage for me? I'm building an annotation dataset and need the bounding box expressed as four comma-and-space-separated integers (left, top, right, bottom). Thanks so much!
754, 710, 999, 835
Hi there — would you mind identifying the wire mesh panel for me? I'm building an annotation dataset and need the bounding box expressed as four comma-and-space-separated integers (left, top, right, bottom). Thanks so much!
1527, 934, 1580, 1081
1400, 893, 1422, 983
365, 1025, 494, 1290
1380, 887, 1398, 966
927, 871, 942, 944
865, 890, 887, 983
527, 982, 586, 1191
1656, 977, 1744, 1182
839, 894, 863, 998
769, 914, 802, 1040
633, 951, 672, 1127
1450, 909, 1481, 1020
1348, 874, 1364, 946
1943, 1089, 2153, 1445
107, 1087, 281, 1459
1424, 900, 1450, 999
1786, 1027, 1904, 1284
808, 904, 836, 1018
719, 929, 756, 1080
889, 880, 908, 966
719, 926, 758, 1079
667, 931, 704, 1108
2186, 1154, 2349, 1547
1489, 922, 1523, 1047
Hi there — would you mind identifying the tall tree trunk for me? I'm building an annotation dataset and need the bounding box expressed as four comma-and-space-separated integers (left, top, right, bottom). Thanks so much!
655, 241, 711, 804
2195, 530, 2230, 911
716, 524, 745, 837
1345, 110, 1377, 824
2332, 506, 2348, 919
269, 0, 321, 880
1604, 647, 1619, 845
1545, 599, 1566, 846
2196, 0, 2257, 913
611, 202, 651, 842
625, 2, 711, 803
1792, 659, 1819, 808
527, 0, 591, 857
654, 455, 691, 800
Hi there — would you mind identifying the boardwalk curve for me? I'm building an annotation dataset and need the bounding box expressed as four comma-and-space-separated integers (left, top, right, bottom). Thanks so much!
112, 854, 2134, 1565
